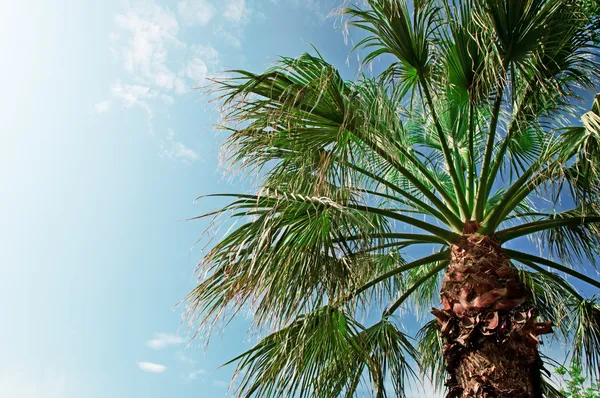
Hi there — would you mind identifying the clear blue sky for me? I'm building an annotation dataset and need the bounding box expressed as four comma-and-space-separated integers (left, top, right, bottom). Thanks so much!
0, 1, 595, 397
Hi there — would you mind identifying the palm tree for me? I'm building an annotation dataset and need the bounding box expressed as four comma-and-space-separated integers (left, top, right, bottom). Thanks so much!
186, 0, 600, 396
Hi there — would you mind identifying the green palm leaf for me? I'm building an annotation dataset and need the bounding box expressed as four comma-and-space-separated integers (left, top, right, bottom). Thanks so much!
227, 307, 416, 398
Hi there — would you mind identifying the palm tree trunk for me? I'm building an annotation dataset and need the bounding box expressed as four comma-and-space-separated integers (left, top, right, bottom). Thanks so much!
433, 235, 553, 398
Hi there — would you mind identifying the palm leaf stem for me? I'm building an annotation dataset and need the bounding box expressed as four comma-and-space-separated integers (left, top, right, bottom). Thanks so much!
484, 83, 537, 206
478, 159, 541, 234
385, 260, 449, 315
335, 232, 447, 246
200, 193, 459, 242
418, 74, 471, 220
354, 132, 464, 228
519, 259, 584, 300
388, 139, 466, 221
352, 241, 416, 255
505, 249, 600, 290
467, 100, 477, 212
475, 83, 506, 221
496, 216, 600, 242
345, 161, 460, 228
344, 204, 459, 242
341, 251, 450, 304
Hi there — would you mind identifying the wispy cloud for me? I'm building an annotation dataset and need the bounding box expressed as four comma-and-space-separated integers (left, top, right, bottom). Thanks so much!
211, 26, 242, 48
175, 351, 197, 364
223, 0, 249, 24
111, 83, 156, 116
147, 332, 185, 350
213, 0, 252, 47
164, 141, 200, 162
178, 0, 216, 26
95, 101, 111, 113
187, 369, 207, 381
184, 44, 219, 87
110, 1, 220, 98
298, 0, 329, 19
160, 129, 201, 162
114, 3, 184, 90
104, 0, 223, 160
184, 58, 209, 84
137, 362, 167, 373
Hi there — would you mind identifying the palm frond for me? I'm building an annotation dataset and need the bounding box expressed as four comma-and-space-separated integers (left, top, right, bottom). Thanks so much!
482, 0, 562, 65
362, 319, 418, 398
186, 191, 393, 329
438, 0, 496, 102
227, 307, 363, 397
542, 211, 600, 267
402, 257, 445, 317
386, 260, 449, 315
343, 0, 472, 218
216, 52, 466, 228
482, 93, 600, 233
417, 320, 446, 393
341, 251, 449, 308
505, 249, 600, 290
569, 297, 600, 378
227, 307, 417, 398
518, 266, 575, 340
540, 375, 567, 398
497, 210, 600, 267
343, 0, 437, 78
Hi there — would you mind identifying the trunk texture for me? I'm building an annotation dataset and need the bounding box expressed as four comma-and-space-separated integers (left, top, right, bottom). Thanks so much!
433, 235, 553, 398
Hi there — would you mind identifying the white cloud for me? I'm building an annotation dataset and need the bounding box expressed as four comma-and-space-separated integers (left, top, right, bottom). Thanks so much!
178, 0, 215, 26
214, 0, 250, 48
160, 129, 200, 162
111, 3, 220, 96
184, 45, 219, 85
160, 94, 175, 105
114, 3, 182, 89
147, 332, 185, 349
95, 100, 111, 113
111, 83, 156, 116
185, 57, 209, 82
212, 26, 242, 48
170, 142, 200, 161
191, 44, 219, 66
107, 1, 220, 156
223, 0, 249, 24
405, 380, 445, 398
187, 369, 206, 380
298, 0, 327, 19
176, 351, 197, 364
174, 77, 188, 94
154, 71, 176, 89
137, 362, 167, 373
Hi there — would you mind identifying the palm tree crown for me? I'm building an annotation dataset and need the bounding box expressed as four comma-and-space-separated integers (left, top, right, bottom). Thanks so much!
186, 0, 600, 396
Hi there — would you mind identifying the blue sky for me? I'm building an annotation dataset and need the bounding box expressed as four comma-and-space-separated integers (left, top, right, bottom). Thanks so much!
0, 1, 362, 397
1, 1, 597, 397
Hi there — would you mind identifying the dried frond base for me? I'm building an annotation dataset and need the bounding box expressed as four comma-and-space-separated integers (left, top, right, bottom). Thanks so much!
434, 235, 553, 398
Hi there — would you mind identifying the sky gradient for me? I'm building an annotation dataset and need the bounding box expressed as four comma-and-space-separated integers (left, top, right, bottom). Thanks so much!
0, 1, 361, 397
1, 1, 596, 397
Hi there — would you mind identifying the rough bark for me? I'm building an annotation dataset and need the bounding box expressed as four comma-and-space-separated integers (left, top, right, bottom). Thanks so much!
433, 234, 553, 398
